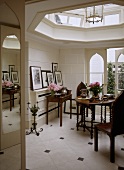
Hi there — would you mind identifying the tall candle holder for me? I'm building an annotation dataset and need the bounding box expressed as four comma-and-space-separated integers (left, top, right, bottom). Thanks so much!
26, 101, 43, 136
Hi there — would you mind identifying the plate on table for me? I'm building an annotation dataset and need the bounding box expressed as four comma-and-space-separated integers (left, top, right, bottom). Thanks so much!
78, 97, 89, 100
55, 93, 61, 97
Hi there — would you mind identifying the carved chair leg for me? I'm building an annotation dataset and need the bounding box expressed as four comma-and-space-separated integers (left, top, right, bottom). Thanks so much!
94, 126, 98, 151
110, 135, 115, 163
80, 105, 83, 121
86, 107, 88, 117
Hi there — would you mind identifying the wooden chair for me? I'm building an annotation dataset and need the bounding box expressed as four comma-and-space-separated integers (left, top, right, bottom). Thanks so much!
94, 90, 124, 163
76, 81, 87, 97
76, 82, 89, 117
64, 82, 88, 114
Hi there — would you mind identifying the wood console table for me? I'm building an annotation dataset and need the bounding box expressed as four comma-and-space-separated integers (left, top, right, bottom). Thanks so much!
46, 94, 72, 126
2, 87, 20, 111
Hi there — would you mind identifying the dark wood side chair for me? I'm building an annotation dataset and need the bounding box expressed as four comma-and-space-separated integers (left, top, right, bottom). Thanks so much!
76, 81, 87, 97
76, 82, 89, 117
94, 90, 124, 163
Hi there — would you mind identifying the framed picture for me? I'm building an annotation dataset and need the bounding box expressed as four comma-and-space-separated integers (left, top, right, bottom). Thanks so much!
3, 72, 10, 81
54, 71, 63, 86
41, 70, 51, 88
30, 66, 42, 90
52, 63, 58, 73
11, 71, 19, 83
46, 72, 54, 86
9, 65, 15, 79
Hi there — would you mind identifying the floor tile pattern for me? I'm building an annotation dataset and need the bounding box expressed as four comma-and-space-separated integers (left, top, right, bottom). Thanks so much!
26, 113, 124, 170
0, 112, 124, 170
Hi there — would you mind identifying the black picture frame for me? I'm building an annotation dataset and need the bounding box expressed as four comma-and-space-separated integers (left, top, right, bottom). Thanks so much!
46, 72, 54, 86
52, 62, 58, 73
41, 70, 51, 88
54, 71, 63, 86
30, 66, 42, 90
9, 65, 15, 79
11, 71, 19, 83
3, 72, 10, 81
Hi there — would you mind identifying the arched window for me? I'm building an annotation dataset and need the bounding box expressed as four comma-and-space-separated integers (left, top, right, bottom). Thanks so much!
90, 53, 104, 85
117, 54, 124, 90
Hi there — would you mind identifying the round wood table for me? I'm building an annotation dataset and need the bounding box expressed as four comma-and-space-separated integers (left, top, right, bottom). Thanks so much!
75, 97, 115, 139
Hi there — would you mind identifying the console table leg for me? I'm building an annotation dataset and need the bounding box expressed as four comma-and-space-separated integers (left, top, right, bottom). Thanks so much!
46, 101, 48, 124
10, 94, 12, 111
60, 102, 62, 126
77, 103, 79, 131
58, 103, 59, 117
70, 99, 72, 119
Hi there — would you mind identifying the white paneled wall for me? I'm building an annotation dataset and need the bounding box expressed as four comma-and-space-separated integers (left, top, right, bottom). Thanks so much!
59, 48, 86, 98
2, 49, 20, 110
26, 39, 60, 128
26, 39, 109, 128
2, 49, 20, 78
28, 42, 59, 85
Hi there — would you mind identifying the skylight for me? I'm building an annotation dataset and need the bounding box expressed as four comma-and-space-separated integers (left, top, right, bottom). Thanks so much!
44, 4, 122, 28
6, 35, 17, 39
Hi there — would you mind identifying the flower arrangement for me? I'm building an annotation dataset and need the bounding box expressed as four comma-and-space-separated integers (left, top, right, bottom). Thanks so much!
48, 83, 62, 95
2, 80, 13, 88
88, 82, 103, 97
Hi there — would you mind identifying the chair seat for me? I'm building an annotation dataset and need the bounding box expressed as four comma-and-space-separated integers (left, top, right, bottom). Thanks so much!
95, 122, 112, 134
94, 91, 124, 163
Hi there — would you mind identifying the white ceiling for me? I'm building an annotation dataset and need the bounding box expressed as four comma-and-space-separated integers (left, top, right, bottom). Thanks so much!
25, 0, 48, 5
25, 0, 124, 49
0, 0, 124, 48
0, 3, 19, 27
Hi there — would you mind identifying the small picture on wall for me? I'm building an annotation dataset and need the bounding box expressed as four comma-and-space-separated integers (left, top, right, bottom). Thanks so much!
30, 66, 42, 90
11, 71, 19, 83
46, 72, 54, 86
9, 65, 15, 79
3, 72, 10, 81
41, 70, 51, 88
54, 71, 63, 86
52, 63, 58, 73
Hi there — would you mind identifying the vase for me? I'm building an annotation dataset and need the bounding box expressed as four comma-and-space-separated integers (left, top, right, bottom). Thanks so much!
92, 92, 99, 101
61, 87, 67, 96
91, 91, 99, 99
93, 93, 99, 97
51, 90, 55, 96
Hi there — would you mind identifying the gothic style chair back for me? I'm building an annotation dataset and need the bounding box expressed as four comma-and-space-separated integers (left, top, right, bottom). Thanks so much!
76, 81, 87, 97
94, 90, 124, 163
76, 82, 89, 117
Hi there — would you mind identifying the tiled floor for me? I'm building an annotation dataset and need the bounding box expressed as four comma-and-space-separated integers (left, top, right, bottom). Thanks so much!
0, 144, 21, 170
0, 112, 124, 170
2, 105, 20, 133
26, 113, 124, 170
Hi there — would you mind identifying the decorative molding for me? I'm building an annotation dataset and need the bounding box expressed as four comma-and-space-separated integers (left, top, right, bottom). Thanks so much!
25, 0, 47, 5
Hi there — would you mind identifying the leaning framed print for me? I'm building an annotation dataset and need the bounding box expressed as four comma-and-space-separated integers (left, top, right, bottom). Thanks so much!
30, 66, 42, 90
41, 70, 51, 88
9, 65, 15, 79
52, 62, 58, 73
11, 71, 19, 83
54, 71, 63, 86
46, 72, 54, 86
3, 72, 10, 81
